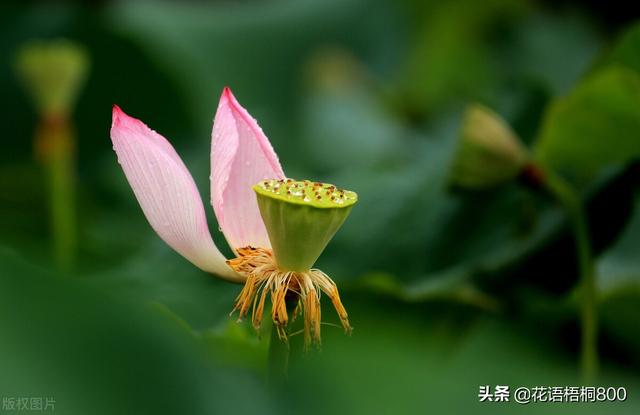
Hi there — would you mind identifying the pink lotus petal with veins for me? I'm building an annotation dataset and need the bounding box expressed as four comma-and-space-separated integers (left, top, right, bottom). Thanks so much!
210, 87, 285, 252
110, 105, 242, 282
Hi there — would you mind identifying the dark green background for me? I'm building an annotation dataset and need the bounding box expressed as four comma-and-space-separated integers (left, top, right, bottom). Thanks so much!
1, 1, 639, 414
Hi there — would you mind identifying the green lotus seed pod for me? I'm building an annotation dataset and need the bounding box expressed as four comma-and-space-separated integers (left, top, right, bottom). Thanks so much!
15, 39, 89, 118
450, 103, 529, 189
254, 179, 357, 272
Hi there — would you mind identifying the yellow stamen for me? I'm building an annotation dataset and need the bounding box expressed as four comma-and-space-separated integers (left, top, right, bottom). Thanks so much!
227, 247, 351, 348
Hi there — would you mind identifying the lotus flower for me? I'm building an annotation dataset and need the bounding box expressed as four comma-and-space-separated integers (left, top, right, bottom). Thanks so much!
110, 87, 356, 346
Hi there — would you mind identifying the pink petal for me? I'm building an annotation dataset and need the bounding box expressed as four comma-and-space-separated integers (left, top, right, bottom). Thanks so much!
110, 105, 242, 282
211, 87, 285, 252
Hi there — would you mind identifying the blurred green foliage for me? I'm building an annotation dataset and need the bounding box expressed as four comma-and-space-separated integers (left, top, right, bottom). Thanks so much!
1, 1, 639, 414
535, 66, 640, 184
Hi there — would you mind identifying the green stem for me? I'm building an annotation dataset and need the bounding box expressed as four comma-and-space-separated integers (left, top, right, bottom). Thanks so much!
38, 117, 76, 272
267, 324, 290, 381
543, 169, 597, 383
266, 297, 302, 382
49, 146, 76, 272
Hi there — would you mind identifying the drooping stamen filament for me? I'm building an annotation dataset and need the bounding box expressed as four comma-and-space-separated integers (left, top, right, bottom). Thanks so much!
228, 247, 351, 347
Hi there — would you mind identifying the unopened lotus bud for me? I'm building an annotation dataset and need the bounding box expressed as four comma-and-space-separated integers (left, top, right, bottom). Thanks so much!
450, 104, 529, 189
15, 39, 89, 119
253, 179, 357, 272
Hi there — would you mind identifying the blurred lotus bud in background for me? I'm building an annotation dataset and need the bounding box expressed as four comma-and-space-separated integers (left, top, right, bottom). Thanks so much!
449, 103, 529, 189
14, 39, 89, 272
15, 39, 89, 121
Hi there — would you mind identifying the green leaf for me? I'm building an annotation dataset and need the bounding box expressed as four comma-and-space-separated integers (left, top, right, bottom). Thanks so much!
597, 194, 640, 297
534, 66, 640, 184
349, 270, 499, 311
394, 0, 528, 113
284, 301, 640, 414
605, 23, 640, 75
87, 241, 241, 330
0, 249, 273, 415
597, 193, 640, 365
506, 13, 601, 96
